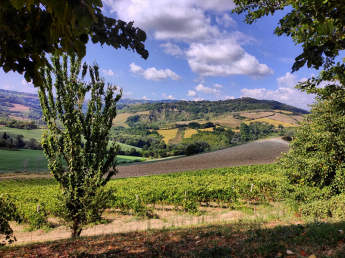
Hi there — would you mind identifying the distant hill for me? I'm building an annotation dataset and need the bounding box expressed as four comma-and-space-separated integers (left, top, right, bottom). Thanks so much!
0, 89, 308, 123
118, 97, 309, 115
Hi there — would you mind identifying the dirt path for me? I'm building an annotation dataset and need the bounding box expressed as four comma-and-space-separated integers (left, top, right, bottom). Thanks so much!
114, 137, 289, 179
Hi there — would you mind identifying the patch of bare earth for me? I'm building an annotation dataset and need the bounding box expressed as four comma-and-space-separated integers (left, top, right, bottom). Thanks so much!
7, 104, 30, 112
169, 127, 184, 144
268, 113, 299, 125
115, 138, 289, 179
8, 206, 249, 245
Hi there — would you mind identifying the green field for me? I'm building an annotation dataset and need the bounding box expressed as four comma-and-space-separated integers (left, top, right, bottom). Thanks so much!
0, 126, 141, 152
0, 149, 145, 173
0, 126, 45, 140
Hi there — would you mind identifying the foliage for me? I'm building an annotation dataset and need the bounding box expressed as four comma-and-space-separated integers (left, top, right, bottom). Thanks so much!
0, 0, 148, 85
279, 87, 345, 204
38, 54, 121, 237
0, 164, 287, 226
0, 118, 38, 130
0, 132, 41, 150
232, 0, 345, 73
0, 194, 20, 246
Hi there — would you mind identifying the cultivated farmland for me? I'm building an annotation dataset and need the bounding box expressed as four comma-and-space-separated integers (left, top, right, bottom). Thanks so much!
244, 118, 296, 127
157, 128, 179, 144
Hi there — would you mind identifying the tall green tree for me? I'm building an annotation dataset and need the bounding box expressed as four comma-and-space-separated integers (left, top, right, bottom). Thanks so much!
1, 0, 148, 85
39, 54, 121, 237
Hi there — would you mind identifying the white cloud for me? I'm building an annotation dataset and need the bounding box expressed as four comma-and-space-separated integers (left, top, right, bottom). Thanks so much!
162, 93, 176, 100
185, 38, 273, 78
195, 84, 220, 94
240, 72, 317, 110
193, 97, 205, 101
277, 72, 299, 88
122, 91, 133, 97
103, 0, 235, 42
187, 90, 197, 97
160, 42, 184, 56
214, 83, 223, 88
130, 63, 181, 81
11, 80, 37, 94
129, 63, 144, 73
217, 95, 235, 100
142, 95, 148, 100
102, 69, 115, 76
216, 13, 236, 27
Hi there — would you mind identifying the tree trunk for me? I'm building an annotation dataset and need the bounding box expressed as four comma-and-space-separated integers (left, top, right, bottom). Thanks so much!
71, 220, 82, 238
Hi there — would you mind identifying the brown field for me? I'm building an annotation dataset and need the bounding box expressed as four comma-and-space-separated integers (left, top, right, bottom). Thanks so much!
291, 115, 304, 122
8, 104, 30, 112
183, 128, 198, 138
114, 138, 290, 178
215, 118, 242, 128
268, 113, 299, 125
8, 116, 31, 121
157, 128, 179, 144
169, 127, 185, 144
244, 118, 296, 128
113, 111, 150, 128
240, 111, 274, 119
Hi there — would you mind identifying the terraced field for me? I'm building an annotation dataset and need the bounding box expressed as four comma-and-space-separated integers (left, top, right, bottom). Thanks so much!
112, 111, 150, 128
268, 113, 299, 125
240, 111, 274, 119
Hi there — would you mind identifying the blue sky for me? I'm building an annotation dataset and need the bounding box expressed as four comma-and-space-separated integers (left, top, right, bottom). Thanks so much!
0, 0, 322, 110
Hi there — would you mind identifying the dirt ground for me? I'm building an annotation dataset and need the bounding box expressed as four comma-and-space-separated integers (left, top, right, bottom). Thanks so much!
114, 137, 289, 179
8, 206, 253, 245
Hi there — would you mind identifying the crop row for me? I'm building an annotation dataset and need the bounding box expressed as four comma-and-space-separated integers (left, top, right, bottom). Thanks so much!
0, 164, 287, 230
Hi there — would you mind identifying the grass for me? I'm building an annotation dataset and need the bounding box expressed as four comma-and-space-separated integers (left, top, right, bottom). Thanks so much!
2, 216, 345, 257
244, 118, 297, 128
183, 128, 198, 138
0, 149, 145, 173
157, 128, 179, 144
199, 127, 214, 132
0, 126, 45, 141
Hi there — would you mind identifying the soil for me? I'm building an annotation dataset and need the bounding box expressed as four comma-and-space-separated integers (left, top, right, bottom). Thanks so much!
8, 207, 250, 245
114, 137, 289, 179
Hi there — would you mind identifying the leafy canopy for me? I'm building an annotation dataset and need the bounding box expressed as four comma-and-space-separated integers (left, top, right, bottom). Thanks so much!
0, 0, 148, 85
39, 54, 121, 237
232, 0, 345, 73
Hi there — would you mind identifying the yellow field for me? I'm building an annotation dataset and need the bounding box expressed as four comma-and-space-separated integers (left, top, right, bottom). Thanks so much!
157, 128, 179, 144
232, 129, 240, 133
113, 111, 150, 128
274, 110, 293, 114
199, 127, 214, 132
268, 113, 299, 125
244, 118, 296, 127
183, 128, 198, 138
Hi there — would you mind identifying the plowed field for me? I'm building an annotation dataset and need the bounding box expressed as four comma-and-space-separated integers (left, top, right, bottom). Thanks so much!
115, 138, 289, 179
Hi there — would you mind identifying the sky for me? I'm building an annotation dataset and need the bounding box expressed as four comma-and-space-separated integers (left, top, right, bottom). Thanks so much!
0, 0, 322, 110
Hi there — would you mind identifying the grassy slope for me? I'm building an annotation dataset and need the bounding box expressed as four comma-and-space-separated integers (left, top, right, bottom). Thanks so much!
0, 149, 145, 173
0, 126, 140, 152
0, 126, 45, 140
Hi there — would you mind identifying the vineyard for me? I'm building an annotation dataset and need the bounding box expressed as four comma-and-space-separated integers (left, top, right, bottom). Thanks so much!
0, 164, 287, 230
